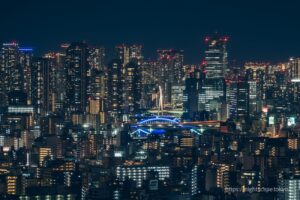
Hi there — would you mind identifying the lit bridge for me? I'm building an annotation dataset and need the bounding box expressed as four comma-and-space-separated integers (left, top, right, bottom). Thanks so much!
130, 116, 222, 138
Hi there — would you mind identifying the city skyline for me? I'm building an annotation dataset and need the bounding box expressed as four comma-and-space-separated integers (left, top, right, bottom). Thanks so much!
1, 1, 300, 200
1, 0, 300, 63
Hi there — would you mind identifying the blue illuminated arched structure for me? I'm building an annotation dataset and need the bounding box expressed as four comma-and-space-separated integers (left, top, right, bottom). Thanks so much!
130, 116, 204, 138
138, 116, 180, 125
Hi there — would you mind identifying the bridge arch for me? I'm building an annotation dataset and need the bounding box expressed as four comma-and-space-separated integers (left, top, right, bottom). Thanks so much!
138, 117, 180, 125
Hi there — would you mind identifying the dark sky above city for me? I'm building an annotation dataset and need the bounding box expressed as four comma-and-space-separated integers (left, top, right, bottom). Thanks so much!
1, 0, 300, 64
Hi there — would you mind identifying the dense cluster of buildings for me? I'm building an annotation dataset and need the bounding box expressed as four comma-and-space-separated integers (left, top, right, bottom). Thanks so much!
0, 34, 300, 199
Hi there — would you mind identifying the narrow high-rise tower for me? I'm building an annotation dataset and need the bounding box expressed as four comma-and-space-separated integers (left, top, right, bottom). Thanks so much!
64, 42, 89, 116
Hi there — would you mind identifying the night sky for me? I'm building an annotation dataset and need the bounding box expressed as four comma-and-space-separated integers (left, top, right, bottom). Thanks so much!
1, 0, 300, 64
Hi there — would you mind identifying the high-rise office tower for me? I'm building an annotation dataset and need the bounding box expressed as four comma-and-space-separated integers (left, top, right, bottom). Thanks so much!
228, 77, 250, 123
287, 58, 300, 111
199, 35, 228, 118
116, 44, 143, 67
236, 80, 250, 122
87, 47, 106, 99
140, 61, 157, 109
115, 45, 143, 119
107, 59, 123, 121
124, 60, 141, 116
0, 42, 24, 98
86, 47, 106, 119
199, 78, 226, 111
88, 47, 105, 71
183, 66, 203, 120
247, 80, 257, 117
50, 52, 66, 113
116, 45, 130, 68
288, 57, 300, 82
87, 68, 107, 125
64, 42, 89, 117
204, 35, 228, 79
157, 49, 184, 104
31, 57, 57, 116
19, 47, 34, 105
245, 62, 267, 115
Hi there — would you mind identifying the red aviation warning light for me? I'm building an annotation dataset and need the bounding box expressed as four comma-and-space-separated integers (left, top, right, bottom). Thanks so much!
221, 36, 229, 42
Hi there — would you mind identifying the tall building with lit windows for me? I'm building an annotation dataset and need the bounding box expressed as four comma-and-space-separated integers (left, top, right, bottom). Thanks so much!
199, 34, 228, 118
31, 57, 58, 117
124, 59, 141, 117
114, 45, 143, 119
46, 52, 66, 113
157, 49, 184, 104
19, 47, 34, 105
279, 175, 300, 200
64, 42, 89, 117
228, 77, 250, 123
107, 59, 123, 121
140, 61, 157, 109
288, 58, 300, 82
87, 68, 107, 124
88, 47, 105, 71
183, 66, 203, 119
203, 35, 228, 79
288, 58, 300, 109
115, 44, 143, 67
86, 47, 106, 122
0, 42, 23, 101
245, 62, 267, 114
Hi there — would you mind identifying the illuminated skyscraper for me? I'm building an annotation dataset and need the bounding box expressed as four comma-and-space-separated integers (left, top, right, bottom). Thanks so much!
19, 47, 34, 104
289, 58, 300, 82
87, 68, 107, 125
199, 35, 228, 118
116, 44, 143, 67
88, 47, 105, 71
0, 42, 23, 99
157, 49, 184, 104
124, 59, 141, 116
64, 42, 89, 117
140, 61, 157, 109
183, 66, 203, 119
86, 47, 106, 103
114, 45, 143, 119
204, 35, 228, 79
228, 78, 250, 123
107, 59, 123, 121
31, 55, 59, 117
44, 52, 66, 113
287, 58, 300, 111
31, 58, 50, 116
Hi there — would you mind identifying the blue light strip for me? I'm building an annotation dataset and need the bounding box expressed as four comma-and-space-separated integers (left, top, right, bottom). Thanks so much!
138, 129, 150, 135
19, 47, 33, 52
139, 117, 180, 125
191, 129, 202, 135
